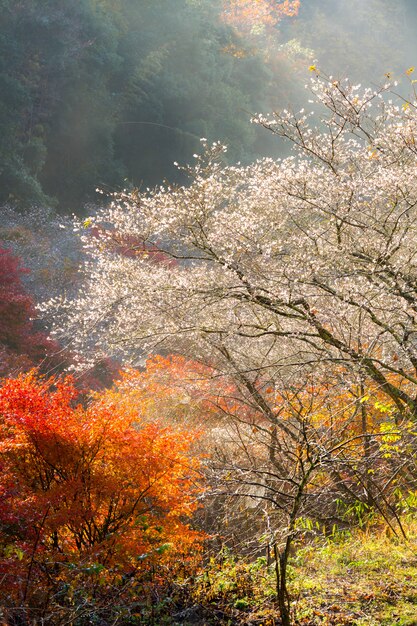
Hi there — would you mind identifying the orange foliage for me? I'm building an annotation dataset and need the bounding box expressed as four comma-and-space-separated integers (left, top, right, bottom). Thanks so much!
0, 372, 203, 619
222, 0, 301, 33
270, 372, 413, 460
109, 354, 228, 427
107, 354, 261, 433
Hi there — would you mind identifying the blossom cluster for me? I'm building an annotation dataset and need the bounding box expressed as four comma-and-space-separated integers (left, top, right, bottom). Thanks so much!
48, 75, 417, 415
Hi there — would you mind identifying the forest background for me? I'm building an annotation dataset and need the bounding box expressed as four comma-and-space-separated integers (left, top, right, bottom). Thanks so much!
1, 0, 416, 212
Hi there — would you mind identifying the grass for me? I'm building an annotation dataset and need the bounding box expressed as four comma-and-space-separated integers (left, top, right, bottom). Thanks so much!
291, 524, 417, 625
177, 522, 417, 625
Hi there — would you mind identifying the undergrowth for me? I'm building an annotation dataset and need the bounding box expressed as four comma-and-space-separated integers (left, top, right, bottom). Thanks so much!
165, 522, 417, 625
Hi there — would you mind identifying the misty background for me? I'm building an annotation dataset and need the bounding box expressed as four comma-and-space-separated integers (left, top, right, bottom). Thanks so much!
1, 0, 416, 215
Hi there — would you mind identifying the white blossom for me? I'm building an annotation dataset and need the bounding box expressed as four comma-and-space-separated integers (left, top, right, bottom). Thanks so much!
48, 75, 417, 416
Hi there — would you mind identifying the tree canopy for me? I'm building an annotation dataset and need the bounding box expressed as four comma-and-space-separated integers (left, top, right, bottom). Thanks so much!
0, 0, 274, 210
0, 371, 202, 624
53, 73, 417, 422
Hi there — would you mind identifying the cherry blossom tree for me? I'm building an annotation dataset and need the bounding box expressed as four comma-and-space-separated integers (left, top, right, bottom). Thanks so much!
50, 72, 417, 421
46, 75, 417, 621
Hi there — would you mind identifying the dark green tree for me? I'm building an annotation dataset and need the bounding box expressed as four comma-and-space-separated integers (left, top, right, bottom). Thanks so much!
0, 0, 271, 210
0, 0, 122, 208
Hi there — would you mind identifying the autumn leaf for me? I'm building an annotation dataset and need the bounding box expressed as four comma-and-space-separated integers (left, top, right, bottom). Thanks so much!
0, 371, 205, 610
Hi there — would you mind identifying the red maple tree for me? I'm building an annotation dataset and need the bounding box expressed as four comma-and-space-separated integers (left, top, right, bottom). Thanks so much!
0, 245, 57, 376
0, 371, 203, 622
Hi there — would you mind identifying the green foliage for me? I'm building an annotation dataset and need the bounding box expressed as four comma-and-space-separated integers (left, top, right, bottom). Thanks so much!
0, 0, 121, 207
183, 548, 278, 624
2, 0, 416, 210
110, 0, 269, 191
336, 499, 377, 529
0, 0, 270, 210
166, 523, 417, 625
293, 523, 417, 625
